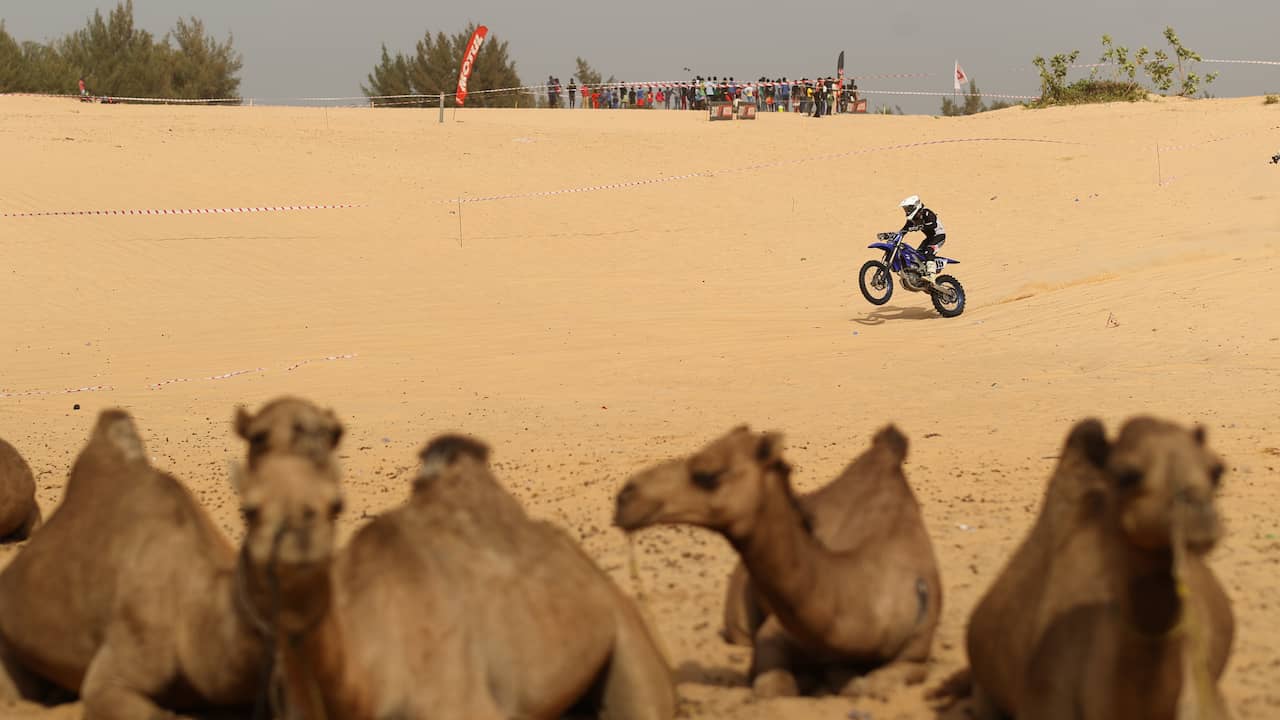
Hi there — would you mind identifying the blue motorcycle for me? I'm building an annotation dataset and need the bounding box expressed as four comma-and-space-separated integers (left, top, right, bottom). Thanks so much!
858, 231, 966, 318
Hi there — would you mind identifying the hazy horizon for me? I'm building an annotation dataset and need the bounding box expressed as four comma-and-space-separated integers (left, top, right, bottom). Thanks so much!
2, 1, 1276, 113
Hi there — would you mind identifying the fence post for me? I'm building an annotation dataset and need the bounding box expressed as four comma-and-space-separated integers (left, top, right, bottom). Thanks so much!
439, 93, 445, 123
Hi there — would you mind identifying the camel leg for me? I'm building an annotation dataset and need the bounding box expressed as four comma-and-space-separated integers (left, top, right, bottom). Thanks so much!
16, 505, 41, 540
969, 684, 1006, 720
838, 659, 929, 701
81, 630, 187, 720
597, 611, 677, 720
720, 562, 763, 647
750, 616, 800, 698
0, 634, 48, 703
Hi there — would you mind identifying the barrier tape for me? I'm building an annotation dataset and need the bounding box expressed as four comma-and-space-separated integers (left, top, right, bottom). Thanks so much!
0, 354, 359, 399
147, 368, 264, 390
1159, 124, 1280, 152
0, 385, 114, 399
1202, 59, 1280, 67
444, 136, 1085, 205
0, 203, 363, 219
284, 353, 358, 372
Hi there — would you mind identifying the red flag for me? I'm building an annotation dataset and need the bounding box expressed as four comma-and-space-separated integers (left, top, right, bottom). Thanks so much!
455, 25, 489, 106
954, 60, 968, 92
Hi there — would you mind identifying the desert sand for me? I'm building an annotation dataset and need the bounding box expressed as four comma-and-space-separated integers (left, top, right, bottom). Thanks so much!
0, 94, 1278, 719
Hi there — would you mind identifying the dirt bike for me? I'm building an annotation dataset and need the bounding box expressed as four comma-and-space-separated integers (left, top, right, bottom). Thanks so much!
858, 230, 966, 318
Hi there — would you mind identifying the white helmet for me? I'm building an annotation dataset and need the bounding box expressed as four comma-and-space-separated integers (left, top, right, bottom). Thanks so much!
900, 195, 923, 220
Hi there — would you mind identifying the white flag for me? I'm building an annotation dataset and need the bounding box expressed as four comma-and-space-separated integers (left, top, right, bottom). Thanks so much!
954, 61, 968, 92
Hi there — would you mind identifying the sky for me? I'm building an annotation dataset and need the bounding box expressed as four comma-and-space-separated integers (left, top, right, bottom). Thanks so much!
2, 0, 1277, 113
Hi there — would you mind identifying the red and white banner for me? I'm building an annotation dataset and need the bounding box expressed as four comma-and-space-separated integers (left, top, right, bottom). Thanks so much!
455, 25, 489, 106
954, 61, 969, 91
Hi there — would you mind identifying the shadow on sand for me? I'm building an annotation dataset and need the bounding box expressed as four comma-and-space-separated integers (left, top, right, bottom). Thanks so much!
852, 305, 939, 325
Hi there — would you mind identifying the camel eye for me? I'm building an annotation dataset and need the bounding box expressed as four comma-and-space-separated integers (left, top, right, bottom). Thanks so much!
691, 470, 722, 491
241, 506, 261, 524
249, 431, 268, 448
1208, 464, 1224, 488
1115, 469, 1143, 490
329, 498, 345, 518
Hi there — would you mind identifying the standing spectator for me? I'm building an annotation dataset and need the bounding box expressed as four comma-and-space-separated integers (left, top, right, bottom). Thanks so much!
78, 76, 88, 100
568, 78, 577, 108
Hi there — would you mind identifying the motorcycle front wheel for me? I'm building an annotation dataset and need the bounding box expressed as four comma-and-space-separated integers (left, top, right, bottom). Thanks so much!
858, 260, 893, 306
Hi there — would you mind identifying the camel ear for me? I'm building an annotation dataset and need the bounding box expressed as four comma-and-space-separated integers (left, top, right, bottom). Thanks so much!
1192, 424, 1207, 446
755, 431, 785, 465
873, 424, 909, 462
1065, 418, 1109, 469
234, 406, 253, 440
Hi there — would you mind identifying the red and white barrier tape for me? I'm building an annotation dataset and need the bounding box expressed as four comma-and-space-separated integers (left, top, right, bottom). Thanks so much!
0, 354, 358, 399
284, 353, 358, 372
1202, 59, 1280, 67
146, 367, 264, 390
1159, 124, 1280, 152
444, 136, 1085, 205
0, 385, 114, 399
1, 203, 363, 219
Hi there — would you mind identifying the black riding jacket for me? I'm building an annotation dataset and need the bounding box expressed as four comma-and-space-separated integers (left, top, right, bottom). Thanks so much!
900, 207, 945, 239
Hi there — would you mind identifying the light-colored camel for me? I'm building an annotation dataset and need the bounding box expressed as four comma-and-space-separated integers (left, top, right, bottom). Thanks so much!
932, 417, 1234, 720
0, 399, 345, 719
241, 433, 676, 720
0, 438, 40, 541
614, 424, 942, 699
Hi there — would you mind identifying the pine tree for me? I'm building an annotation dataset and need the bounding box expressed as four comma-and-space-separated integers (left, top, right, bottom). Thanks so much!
363, 24, 526, 107
167, 17, 242, 99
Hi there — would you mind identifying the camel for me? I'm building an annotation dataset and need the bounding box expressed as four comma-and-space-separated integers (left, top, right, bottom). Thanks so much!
0, 399, 345, 719
241, 432, 676, 720
0, 438, 40, 541
613, 424, 942, 699
932, 417, 1235, 720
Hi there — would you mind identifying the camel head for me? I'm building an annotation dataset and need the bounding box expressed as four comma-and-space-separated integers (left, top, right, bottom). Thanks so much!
87, 408, 148, 465
614, 425, 794, 541
1106, 417, 1225, 554
1071, 416, 1225, 554
234, 396, 343, 470
232, 448, 345, 635
412, 433, 492, 497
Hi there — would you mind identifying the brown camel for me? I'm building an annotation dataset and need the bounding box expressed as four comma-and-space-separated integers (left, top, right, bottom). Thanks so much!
0, 438, 40, 541
241, 433, 676, 720
614, 424, 942, 699
0, 399, 344, 719
934, 417, 1234, 720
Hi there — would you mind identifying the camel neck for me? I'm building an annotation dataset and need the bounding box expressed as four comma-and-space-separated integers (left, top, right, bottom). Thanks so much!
1115, 542, 1182, 637
277, 575, 350, 720
730, 472, 836, 638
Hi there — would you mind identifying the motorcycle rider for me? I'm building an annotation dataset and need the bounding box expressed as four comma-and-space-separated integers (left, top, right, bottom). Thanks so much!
899, 195, 946, 276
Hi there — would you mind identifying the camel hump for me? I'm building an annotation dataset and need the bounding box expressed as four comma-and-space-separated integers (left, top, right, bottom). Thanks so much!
420, 434, 491, 467
1063, 417, 1109, 468
92, 409, 147, 463
872, 424, 908, 461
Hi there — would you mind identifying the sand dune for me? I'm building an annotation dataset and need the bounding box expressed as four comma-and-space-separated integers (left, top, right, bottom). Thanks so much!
1, 94, 1278, 718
